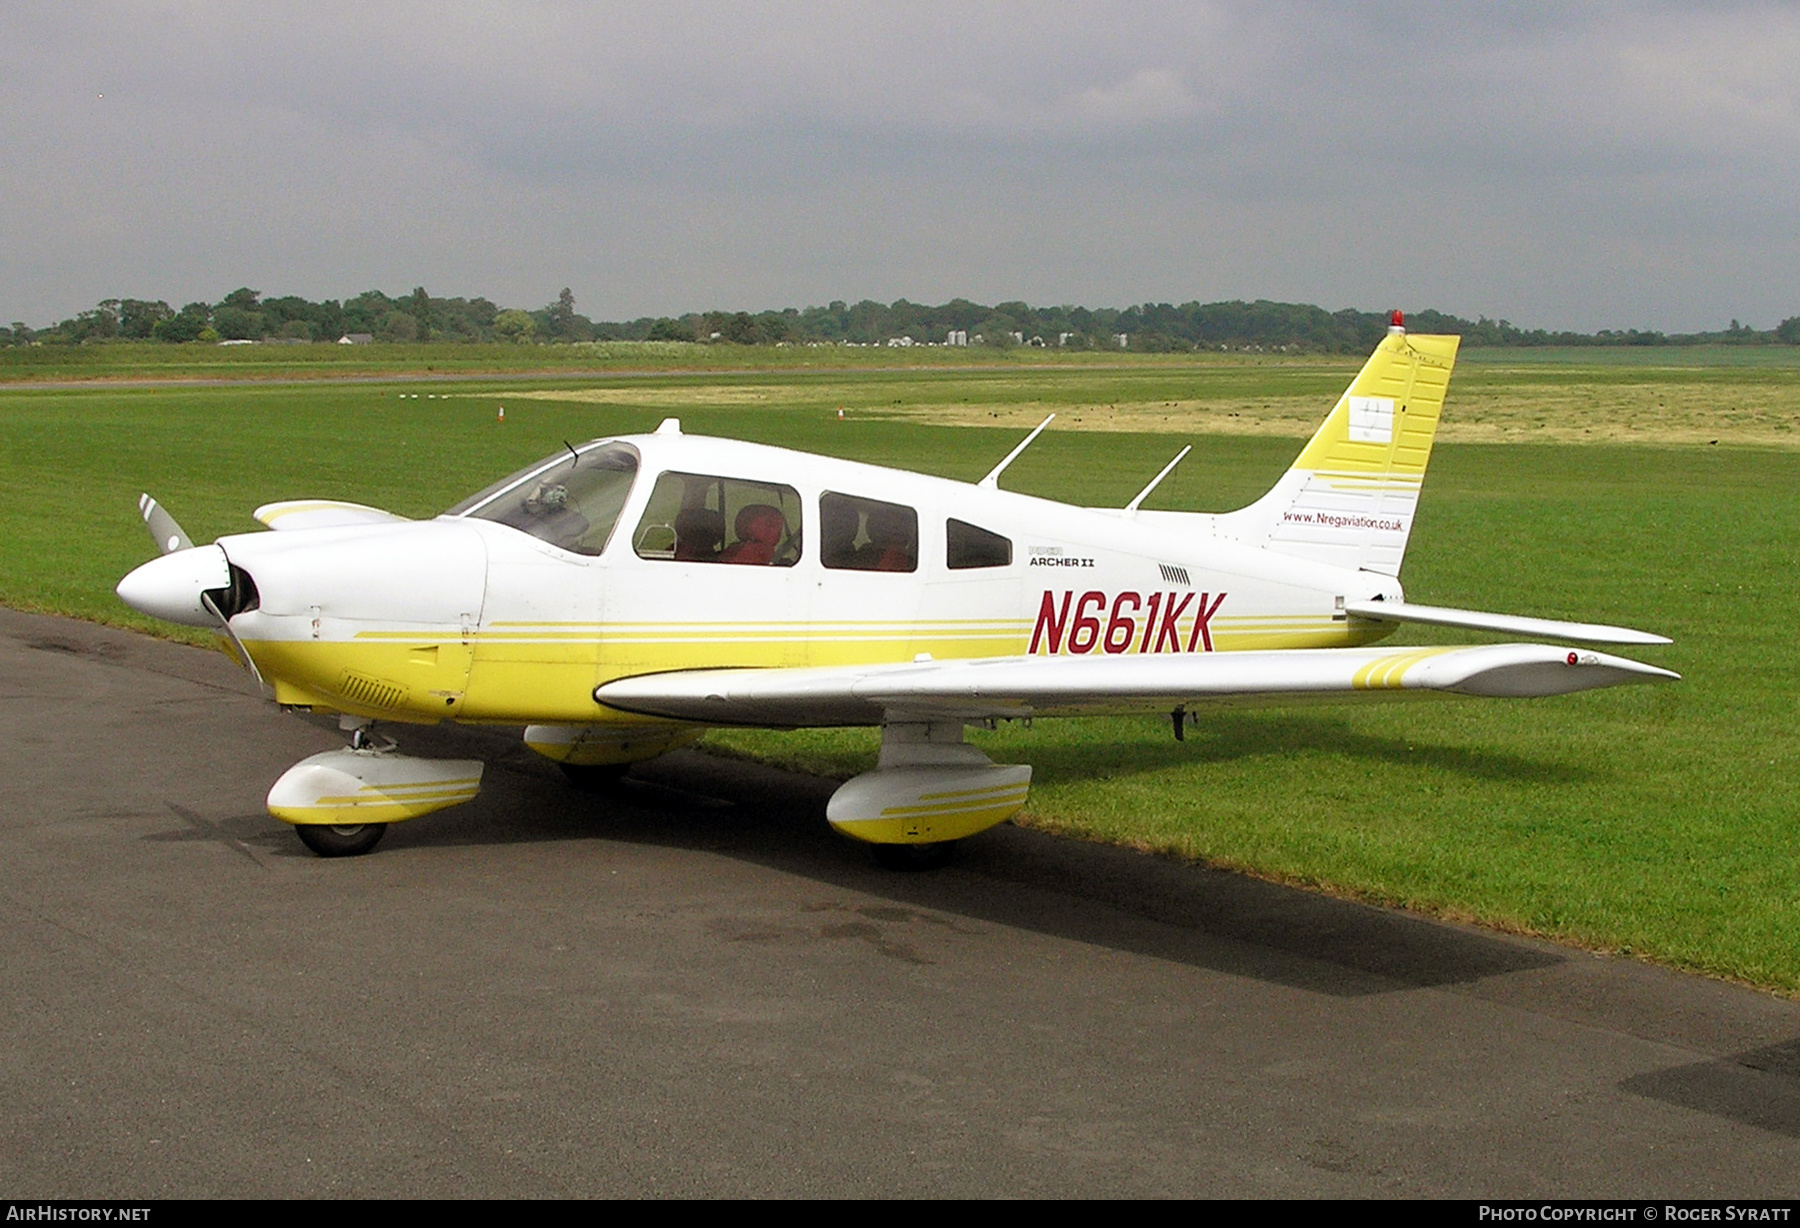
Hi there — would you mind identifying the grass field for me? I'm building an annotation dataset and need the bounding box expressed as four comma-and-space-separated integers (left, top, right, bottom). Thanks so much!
0, 338, 1163, 384
3, 347, 1795, 992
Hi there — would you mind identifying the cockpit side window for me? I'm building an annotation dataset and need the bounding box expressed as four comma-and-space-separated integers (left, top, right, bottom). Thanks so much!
821, 492, 918, 573
633, 472, 802, 566
448, 442, 640, 557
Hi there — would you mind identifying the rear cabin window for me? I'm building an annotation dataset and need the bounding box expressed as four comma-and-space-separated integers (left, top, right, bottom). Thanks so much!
633, 472, 802, 566
946, 518, 1012, 569
820, 493, 918, 573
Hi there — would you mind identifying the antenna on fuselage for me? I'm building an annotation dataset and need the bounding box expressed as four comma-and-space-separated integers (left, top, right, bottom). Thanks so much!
978, 414, 1055, 490
1123, 445, 1191, 515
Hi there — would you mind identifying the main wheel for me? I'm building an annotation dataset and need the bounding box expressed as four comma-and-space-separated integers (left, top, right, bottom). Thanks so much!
558, 761, 631, 793
872, 841, 957, 871
294, 822, 387, 858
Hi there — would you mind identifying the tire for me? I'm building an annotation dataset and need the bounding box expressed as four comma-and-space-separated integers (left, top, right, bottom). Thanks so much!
872, 841, 956, 871
294, 823, 387, 858
558, 761, 631, 793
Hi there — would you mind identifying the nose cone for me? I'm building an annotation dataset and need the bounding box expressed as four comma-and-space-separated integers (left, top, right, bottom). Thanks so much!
117, 544, 230, 627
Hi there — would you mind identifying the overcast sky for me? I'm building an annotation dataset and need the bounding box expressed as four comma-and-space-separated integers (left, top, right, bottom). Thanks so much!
4, 2, 1797, 332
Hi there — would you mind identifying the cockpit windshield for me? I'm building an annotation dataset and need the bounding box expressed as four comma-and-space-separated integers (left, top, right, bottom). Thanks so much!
446, 441, 639, 557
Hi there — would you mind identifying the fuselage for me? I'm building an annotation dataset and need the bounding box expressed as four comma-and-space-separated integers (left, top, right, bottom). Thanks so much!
207, 426, 1404, 729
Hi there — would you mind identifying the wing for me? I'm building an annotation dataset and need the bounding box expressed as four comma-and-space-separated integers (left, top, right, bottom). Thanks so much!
253, 500, 411, 532
594, 644, 1680, 727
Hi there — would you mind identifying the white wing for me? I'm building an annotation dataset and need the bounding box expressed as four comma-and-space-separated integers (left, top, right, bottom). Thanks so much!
594, 644, 1679, 727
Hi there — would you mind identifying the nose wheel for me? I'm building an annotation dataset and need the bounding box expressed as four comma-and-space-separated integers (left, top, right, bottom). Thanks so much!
294, 822, 387, 857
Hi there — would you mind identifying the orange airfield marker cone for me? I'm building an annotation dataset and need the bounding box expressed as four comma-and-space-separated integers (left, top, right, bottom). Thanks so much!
497, 405, 506, 423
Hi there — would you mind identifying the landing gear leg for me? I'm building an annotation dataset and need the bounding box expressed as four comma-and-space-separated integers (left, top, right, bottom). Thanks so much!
341, 714, 386, 751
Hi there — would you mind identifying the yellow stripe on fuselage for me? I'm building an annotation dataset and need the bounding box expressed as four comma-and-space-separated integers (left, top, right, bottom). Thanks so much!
241, 611, 1392, 724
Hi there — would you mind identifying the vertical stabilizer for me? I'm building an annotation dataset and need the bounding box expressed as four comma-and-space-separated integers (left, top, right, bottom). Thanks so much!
1214, 323, 1459, 576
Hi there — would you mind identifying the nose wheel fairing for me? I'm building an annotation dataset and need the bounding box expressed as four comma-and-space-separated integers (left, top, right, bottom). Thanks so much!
267, 748, 484, 827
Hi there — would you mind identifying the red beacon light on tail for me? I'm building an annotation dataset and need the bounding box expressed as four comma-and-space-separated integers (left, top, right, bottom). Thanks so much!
1389, 309, 1405, 335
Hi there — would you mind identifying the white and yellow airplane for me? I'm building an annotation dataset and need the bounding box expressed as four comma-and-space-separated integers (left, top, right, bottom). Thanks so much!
117, 315, 1677, 863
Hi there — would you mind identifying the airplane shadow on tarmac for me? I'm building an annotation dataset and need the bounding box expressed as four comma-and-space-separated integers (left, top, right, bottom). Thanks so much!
12, 608, 1788, 1175
1624, 1039, 1800, 1139
152, 712, 1566, 1002
127, 677, 1800, 1150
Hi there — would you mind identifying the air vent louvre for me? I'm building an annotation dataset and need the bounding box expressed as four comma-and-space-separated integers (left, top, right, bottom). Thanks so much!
337, 672, 406, 710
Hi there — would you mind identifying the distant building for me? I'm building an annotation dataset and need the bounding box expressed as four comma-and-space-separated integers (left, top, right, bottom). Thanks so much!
1114, 333, 1129, 349
947, 329, 968, 346
338, 333, 373, 345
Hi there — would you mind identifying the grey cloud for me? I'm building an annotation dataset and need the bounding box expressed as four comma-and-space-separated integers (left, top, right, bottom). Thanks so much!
3, 2, 1797, 330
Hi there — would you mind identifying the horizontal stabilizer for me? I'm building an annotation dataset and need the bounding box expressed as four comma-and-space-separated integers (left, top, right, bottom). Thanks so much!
254, 500, 411, 532
595, 643, 1679, 727
1344, 600, 1670, 646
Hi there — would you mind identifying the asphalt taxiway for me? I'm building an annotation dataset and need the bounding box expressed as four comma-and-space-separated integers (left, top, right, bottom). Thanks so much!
2, 606, 1796, 1197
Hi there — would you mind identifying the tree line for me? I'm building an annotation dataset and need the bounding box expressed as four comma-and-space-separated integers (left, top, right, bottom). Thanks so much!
8, 287, 1799, 352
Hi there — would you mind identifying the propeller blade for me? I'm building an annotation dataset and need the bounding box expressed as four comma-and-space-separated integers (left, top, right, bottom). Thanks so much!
201, 589, 270, 694
139, 493, 193, 555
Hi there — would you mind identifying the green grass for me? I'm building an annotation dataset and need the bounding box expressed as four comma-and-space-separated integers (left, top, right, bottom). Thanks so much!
0, 338, 1214, 384
3, 355, 1795, 992
1462, 344, 1800, 368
